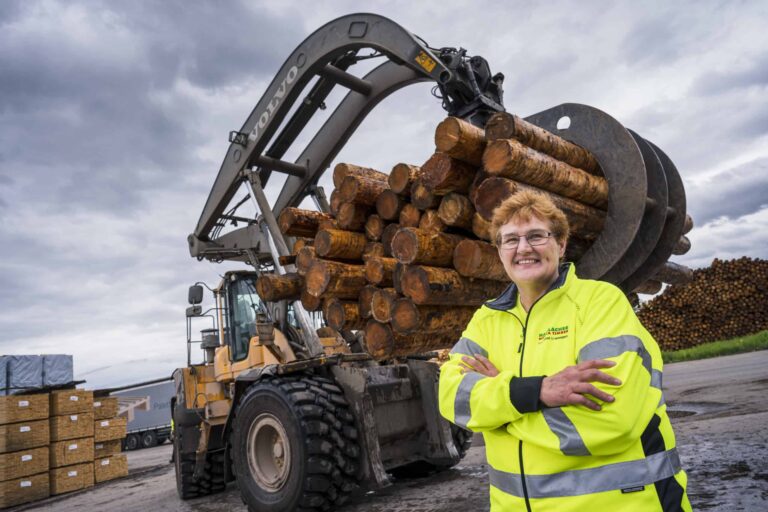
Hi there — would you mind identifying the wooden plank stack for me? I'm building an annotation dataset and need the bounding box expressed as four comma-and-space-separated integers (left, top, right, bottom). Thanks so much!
638, 257, 768, 351
267, 114, 688, 360
92, 396, 128, 483
48, 389, 95, 496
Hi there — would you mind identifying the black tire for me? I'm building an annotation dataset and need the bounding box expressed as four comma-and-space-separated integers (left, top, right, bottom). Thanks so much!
231, 374, 360, 512
174, 427, 227, 500
141, 430, 158, 449
124, 434, 139, 451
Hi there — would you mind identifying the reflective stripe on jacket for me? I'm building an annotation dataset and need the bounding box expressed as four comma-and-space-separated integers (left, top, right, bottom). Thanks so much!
438, 263, 691, 511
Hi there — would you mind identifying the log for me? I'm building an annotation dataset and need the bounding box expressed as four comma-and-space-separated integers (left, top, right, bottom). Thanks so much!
434, 116, 486, 166
364, 320, 462, 360
653, 261, 694, 285
295, 246, 316, 276
399, 203, 422, 228
329, 189, 342, 216
371, 288, 399, 323
363, 242, 385, 259
358, 285, 379, 320
418, 209, 446, 232
484, 138, 609, 209
410, 179, 441, 210
339, 175, 389, 206
393, 263, 406, 294
336, 202, 370, 231
365, 257, 397, 286
278, 255, 296, 266
291, 238, 312, 255
421, 153, 476, 195
315, 229, 367, 260
438, 193, 475, 231
333, 163, 387, 188
472, 213, 493, 241
484, 112, 601, 175
255, 273, 303, 302
277, 207, 334, 237
365, 214, 386, 241
633, 280, 663, 295
375, 189, 406, 220
453, 239, 509, 282
317, 326, 340, 338
324, 299, 365, 331
318, 218, 339, 232
391, 298, 476, 334
672, 235, 691, 256
391, 227, 465, 266
301, 288, 322, 311
683, 214, 694, 234
388, 163, 421, 195
473, 177, 605, 241
381, 223, 401, 257
305, 260, 366, 299
401, 265, 508, 305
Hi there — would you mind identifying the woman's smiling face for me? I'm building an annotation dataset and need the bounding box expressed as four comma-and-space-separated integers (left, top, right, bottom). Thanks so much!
496, 215, 566, 291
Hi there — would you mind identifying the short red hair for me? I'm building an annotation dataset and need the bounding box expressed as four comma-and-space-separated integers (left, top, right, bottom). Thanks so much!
491, 189, 570, 246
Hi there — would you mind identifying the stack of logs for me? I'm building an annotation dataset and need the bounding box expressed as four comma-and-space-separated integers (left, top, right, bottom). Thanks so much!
638, 257, 768, 351
262, 113, 692, 360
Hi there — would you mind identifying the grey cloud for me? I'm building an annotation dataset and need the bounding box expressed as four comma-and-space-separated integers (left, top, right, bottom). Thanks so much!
692, 55, 768, 96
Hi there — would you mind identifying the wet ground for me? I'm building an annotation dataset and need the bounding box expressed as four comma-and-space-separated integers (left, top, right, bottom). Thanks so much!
13, 351, 768, 512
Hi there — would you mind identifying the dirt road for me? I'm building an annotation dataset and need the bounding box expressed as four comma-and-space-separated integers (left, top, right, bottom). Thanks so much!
14, 351, 768, 511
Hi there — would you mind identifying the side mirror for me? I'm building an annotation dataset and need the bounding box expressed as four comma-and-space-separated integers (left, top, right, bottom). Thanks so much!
188, 285, 204, 305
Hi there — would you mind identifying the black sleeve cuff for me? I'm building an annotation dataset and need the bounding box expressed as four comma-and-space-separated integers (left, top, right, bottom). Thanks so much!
510, 376, 545, 413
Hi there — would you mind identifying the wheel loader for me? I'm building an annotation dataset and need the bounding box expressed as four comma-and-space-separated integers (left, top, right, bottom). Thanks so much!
171, 13, 689, 511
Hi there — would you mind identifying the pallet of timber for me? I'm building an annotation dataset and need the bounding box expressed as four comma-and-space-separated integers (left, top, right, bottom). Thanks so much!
94, 439, 122, 459
0, 446, 49, 481
0, 472, 49, 509
50, 412, 94, 442
93, 397, 119, 421
94, 453, 128, 483
50, 462, 94, 496
51, 389, 94, 416
0, 394, 49, 425
94, 417, 127, 443
0, 418, 49, 453
50, 437, 94, 468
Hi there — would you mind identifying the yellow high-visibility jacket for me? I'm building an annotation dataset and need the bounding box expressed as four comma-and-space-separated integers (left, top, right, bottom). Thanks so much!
439, 264, 690, 511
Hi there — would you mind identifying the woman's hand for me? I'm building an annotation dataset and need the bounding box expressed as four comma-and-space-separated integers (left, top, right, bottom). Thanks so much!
460, 354, 499, 377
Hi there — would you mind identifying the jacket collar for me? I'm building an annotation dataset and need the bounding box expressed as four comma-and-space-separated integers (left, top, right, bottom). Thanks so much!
485, 262, 574, 311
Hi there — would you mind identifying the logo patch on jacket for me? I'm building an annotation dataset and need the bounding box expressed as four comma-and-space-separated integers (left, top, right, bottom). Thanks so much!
538, 325, 569, 343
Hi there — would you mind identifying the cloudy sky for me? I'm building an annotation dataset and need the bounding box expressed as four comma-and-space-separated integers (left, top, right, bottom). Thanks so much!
1, 0, 766, 388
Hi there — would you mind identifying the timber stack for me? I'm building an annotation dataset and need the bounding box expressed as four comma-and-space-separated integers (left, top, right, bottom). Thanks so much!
265, 114, 693, 361
638, 257, 768, 351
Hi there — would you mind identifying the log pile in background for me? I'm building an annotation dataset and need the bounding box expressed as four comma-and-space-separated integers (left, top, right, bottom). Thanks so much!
266, 113, 685, 360
638, 257, 768, 351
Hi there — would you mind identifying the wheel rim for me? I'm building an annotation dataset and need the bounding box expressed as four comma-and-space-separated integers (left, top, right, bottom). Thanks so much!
246, 413, 291, 492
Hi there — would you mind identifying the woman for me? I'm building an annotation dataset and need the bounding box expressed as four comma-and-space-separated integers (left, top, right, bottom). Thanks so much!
438, 189, 691, 511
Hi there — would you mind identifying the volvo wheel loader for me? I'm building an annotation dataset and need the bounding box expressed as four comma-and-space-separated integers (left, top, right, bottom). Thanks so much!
172, 13, 689, 511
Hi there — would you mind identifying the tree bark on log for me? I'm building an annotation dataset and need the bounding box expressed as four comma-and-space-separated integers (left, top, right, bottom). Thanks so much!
277, 207, 334, 237
401, 265, 508, 305
399, 203, 422, 228
336, 202, 370, 231
472, 213, 493, 241
410, 179, 441, 210
484, 139, 609, 209
484, 112, 601, 175
365, 214, 385, 241
358, 285, 379, 319
364, 320, 461, 360
329, 189, 342, 216
390, 299, 476, 335
653, 261, 694, 285
473, 177, 605, 240
365, 257, 397, 286
393, 263, 406, 294
291, 238, 313, 255
418, 209, 446, 232
324, 298, 365, 331
305, 259, 367, 299
255, 273, 304, 302
453, 239, 509, 282
421, 153, 477, 195
314, 229, 367, 260
339, 175, 389, 206
333, 163, 387, 188
434, 116, 486, 167
371, 288, 399, 323
388, 163, 422, 196
381, 223, 401, 258
295, 246, 316, 276
363, 242, 385, 259
375, 189, 406, 220
438, 193, 475, 231
391, 227, 465, 266
301, 288, 322, 311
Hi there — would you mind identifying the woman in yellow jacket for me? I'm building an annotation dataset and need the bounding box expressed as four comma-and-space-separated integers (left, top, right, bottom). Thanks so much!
438, 190, 691, 511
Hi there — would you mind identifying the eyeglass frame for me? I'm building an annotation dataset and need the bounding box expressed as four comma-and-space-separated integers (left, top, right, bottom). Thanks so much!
497, 230, 556, 250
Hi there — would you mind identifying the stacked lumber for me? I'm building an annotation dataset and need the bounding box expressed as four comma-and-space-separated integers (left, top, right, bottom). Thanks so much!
638, 257, 768, 351
48, 389, 95, 496
92, 396, 127, 483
